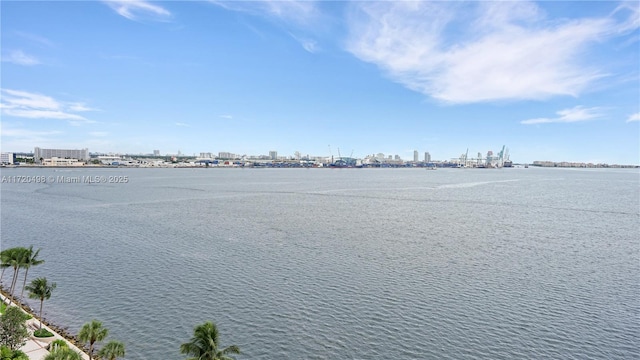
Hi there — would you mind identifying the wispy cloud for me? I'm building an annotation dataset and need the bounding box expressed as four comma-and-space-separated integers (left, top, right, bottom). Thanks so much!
0, 125, 63, 150
1, 89, 96, 123
346, 1, 639, 103
0, 125, 98, 153
211, 0, 322, 52
14, 31, 54, 47
89, 131, 109, 137
103, 0, 171, 21
289, 33, 319, 53
2, 50, 40, 66
0, 126, 62, 139
521, 106, 604, 125
68, 103, 100, 112
175, 122, 190, 127
219, 114, 233, 119
211, 0, 319, 25
627, 112, 640, 123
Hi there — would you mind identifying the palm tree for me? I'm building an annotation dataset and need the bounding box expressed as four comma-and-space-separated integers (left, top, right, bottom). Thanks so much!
25, 277, 56, 329
43, 348, 82, 360
97, 340, 125, 360
78, 320, 108, 360
2, 248, 28, 305
0, 248, 12, 285
180, 321, 240, 360
20, 246, 44, 298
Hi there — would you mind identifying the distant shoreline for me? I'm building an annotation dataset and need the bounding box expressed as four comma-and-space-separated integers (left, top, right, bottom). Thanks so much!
2, 163, 638, 169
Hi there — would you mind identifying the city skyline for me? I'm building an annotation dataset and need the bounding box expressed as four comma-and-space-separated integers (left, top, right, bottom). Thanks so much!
1, 1, 639, 164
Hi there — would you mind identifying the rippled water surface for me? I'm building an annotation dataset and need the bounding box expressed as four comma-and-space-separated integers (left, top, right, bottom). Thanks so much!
1, 167, 639, 359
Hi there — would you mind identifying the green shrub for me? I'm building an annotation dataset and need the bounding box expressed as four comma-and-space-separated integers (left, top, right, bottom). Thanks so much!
47, 339, 68, 352
0, 346, 29, 360
33, 328, 54, 338
0, 307, 29, 350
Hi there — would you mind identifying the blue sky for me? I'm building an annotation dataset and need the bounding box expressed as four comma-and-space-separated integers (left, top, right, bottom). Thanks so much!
1, 0, 639, 164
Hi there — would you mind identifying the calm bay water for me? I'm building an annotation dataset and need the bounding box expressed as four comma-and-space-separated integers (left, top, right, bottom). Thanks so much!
1, 167, 639, 359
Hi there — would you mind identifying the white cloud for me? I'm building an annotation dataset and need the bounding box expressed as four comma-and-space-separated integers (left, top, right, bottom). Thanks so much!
2, 89, 60, 110
346, 1, 639, 103
219, 115, 233, 119
3, 109, 87, 121
103, 0, 171, 21
211, 1, 322, 52
612, 2, 640, 34
211, 0, 319, 25
2, 50, 40, 66
175, 122, 190, 127
1, 89, 96, 123
521, 106, 603, 125
289, 33, 319, 53
627, 112, 640, 122
68, 102, 99, 112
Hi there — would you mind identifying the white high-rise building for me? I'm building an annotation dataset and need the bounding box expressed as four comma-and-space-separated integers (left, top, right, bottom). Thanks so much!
425, 152, 431, 163
269, 151, 278, 160
413, 150, 419, 162
34, 147, 89, 163
1, 152, 15, 165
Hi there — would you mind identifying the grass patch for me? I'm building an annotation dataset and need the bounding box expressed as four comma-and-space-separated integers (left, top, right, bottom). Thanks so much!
33, 328, 54, 338
0, 302, 6, 314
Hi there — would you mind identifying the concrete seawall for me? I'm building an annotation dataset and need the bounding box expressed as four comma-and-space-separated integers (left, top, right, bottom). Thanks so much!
1, 293, 90, 360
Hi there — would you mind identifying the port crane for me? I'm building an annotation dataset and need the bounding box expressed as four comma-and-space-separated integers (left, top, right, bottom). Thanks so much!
453, 145, 510, 168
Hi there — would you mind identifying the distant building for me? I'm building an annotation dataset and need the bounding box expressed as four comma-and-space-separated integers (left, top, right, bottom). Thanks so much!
425, 152, 431, 163
413, 150, 419, 162
199, 152, 213, 159
153, 150, 160, 156
34, 147, 89, 163
218, 152, 237, 159
269, 151, 277, 160
13, 152, 34, 162
1, 152, 15, 165
43, 157, 85, 166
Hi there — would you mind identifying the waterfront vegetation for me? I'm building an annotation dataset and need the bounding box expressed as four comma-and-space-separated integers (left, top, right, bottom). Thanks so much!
180, 321, 240, 360
0, 306, 29, 351
44, 347, 83, 360
43, 340, 83, 360
25, 277, 56, 330
19, 246, 44, 299
1, 245, 241, 359
78, 320, 109, 360
0, 346, 28, 360
0, 246, 45, 307
33, 328, 55, 338
97, 340, 125, 360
